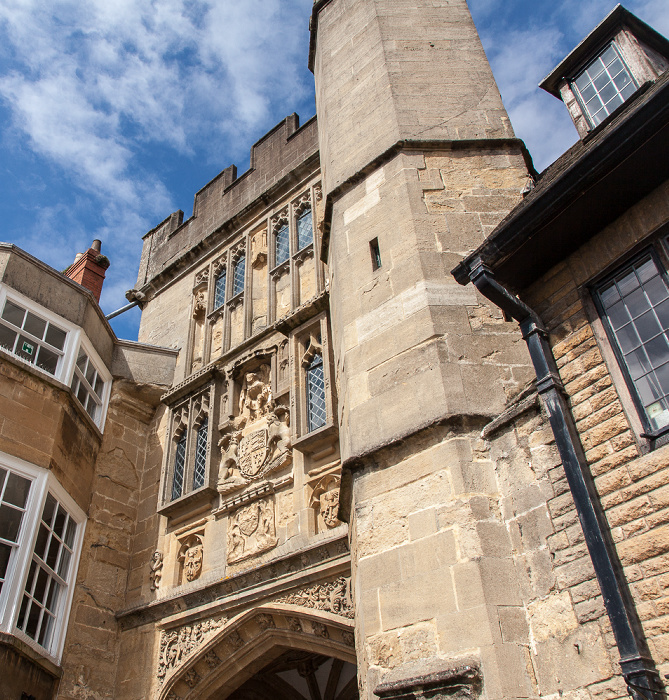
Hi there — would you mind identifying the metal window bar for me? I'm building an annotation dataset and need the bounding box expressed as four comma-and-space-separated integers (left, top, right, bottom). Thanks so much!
306, 352, 327, 432
297, 208, 313, 251
214, 270, 226, 309
171, 432, 187, 501
192, 419, 208, 490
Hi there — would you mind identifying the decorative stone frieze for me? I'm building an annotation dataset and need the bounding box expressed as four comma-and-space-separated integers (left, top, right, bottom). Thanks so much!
276, 577, 353, 618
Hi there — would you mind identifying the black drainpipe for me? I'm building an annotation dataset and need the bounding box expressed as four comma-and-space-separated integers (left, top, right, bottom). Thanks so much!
465, 257, 662, 700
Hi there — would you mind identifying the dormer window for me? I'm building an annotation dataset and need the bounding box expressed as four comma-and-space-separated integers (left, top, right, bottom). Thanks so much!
572, 43, 637, 127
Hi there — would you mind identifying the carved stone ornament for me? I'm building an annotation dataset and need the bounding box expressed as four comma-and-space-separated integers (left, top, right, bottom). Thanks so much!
227, 497, 277, 564
251, 229, 268, 268
217, 363, 292, 489
310, 474, 341, 529
194, 268, 209, 287
192, 290, 207, 319
276, 577, 353, 618
157, 616, 226, 685
178, 535, 204, 583
149, 551, 164, 591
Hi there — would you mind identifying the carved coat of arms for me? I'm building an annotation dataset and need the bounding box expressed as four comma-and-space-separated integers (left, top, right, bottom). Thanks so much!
239, 428, 269, 478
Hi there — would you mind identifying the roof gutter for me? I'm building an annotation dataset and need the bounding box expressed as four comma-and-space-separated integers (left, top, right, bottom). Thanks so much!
465, 258, 662, 700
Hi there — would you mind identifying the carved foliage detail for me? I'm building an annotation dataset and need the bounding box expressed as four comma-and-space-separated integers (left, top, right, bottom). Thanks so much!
157, 617, 226, 684
276, 577, 353, 618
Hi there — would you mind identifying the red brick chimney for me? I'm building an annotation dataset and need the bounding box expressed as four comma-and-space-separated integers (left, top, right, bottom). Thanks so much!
64, 240, 110, 303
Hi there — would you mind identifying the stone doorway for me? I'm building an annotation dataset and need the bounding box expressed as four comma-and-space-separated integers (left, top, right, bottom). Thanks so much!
226, 649, 358, 700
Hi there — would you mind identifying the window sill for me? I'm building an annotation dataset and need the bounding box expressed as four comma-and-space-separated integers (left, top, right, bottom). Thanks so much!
292, 422, 337, 452
0, 631, 63, 679
158, 484, 218, 519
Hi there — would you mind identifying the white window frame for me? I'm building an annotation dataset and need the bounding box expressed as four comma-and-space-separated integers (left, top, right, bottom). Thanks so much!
0, 452, 86, 664
0, 284, 111, 430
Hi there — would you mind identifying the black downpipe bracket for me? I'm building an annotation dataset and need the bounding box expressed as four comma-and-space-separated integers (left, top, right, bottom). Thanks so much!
468, 258, 663, 700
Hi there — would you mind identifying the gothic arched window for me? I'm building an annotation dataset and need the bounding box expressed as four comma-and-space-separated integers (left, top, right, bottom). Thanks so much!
214, 269, 226, 309
306, 351, 326, 432
297, 207, 313, 251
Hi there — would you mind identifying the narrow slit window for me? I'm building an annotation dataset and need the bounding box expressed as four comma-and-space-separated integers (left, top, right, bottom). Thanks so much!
171, 432, 187, 501
192, 419, 208, 490
233, 254, 245, 297
370, 238, 382, 271
297, 208, 313, 250
214, 269, 226, 309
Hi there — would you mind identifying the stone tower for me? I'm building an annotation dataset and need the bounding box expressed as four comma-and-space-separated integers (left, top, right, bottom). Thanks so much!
311, 0, 537, 696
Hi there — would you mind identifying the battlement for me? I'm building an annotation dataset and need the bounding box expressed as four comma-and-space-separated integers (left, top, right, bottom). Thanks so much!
136, 113, 319, 289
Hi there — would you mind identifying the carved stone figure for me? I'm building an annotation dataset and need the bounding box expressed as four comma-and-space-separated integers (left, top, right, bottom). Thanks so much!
251, 229, 268, 268
227, 497, 277, 564
217, 432, 246, 494
178, 535, 203, 583
238, 365, 272, 423
267, 409, 291, 460
192, 290, 206, 318
149, 551, 163, 591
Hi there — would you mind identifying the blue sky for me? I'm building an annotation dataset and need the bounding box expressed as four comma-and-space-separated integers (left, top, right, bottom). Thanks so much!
0, 0, 667, 341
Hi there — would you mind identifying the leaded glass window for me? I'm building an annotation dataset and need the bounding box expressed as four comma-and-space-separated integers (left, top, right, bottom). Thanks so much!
306, 352, 327, 432
276, 224, 289, 265
0, 467, 32, 596
192, 419, 208, 490
0, 299, 67, 376
297, 208, 313, 251
573, 43, 636, 127
16, 493, 77, 651
171, 432, 187, 501
214, 270, 226, 309
233, 254, 245, 296
597, 254, 669, 432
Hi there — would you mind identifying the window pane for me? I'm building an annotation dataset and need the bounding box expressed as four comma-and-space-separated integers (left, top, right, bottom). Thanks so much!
34, 566, 49, 604
64, 519, 76, 549
45, 324, 67, 351
24, 312, 46, 340
2, 300, 25, 327
35, 524, 49, 560
636, 311, 661, 343
0, 324, 17, 352
233, 255, 245, 296
297, 208, 313, 250
57, 548, 72, 579
36, 346, 59, 375
4, 473, 31, 508
0, 504, 23, 542
16, 335, 37, 363
85, 361, 96, 386
24, 599, 41, 639
42, 494, 57, 527
276, 224, 289, 265
171, 433, 187, 501
193, 419, 208, 490
306, 353, 327, 432
214, 270, 226, 308
38, 612, 55, 647
0, 542, 11, 579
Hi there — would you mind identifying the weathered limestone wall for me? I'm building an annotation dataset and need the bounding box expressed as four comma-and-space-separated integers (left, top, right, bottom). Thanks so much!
57, 382, 163, 700
312, 0, 515, 194
519, 179, 669, 685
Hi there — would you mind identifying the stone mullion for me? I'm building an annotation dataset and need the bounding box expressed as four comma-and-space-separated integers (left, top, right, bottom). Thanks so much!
222, 248, 233, 353
202, 263, 215, 366
289, 201, 299, 311
313, 184, 325, 295
243, 233, 252, 341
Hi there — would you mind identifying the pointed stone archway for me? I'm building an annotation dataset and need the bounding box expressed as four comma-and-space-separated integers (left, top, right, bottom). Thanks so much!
157, 603, 357, 700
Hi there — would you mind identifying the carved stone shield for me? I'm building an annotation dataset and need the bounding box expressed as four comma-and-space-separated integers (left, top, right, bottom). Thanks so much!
239, 428, 268, 478
237, 503, 261, 536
